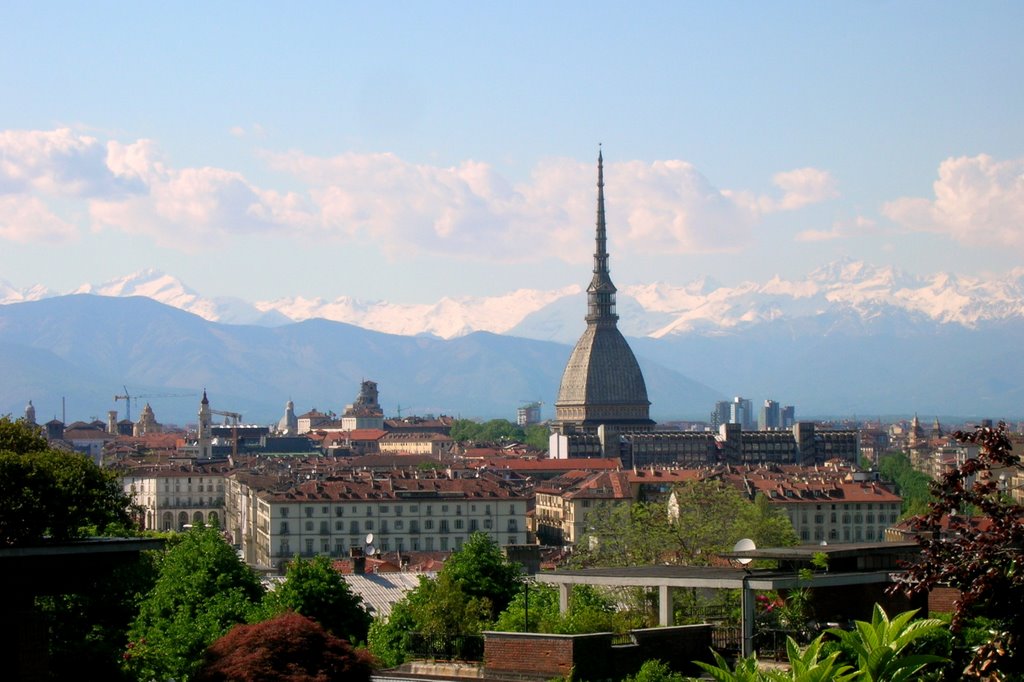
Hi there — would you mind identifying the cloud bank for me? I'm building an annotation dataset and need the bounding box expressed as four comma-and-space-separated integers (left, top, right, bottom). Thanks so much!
884, 154, 1024, 248
0, 127, 839, 259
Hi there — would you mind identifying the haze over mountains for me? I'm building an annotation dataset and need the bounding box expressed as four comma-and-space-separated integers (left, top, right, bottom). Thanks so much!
2, 259, 1022, 424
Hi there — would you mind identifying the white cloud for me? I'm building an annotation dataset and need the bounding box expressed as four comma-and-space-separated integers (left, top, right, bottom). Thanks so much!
0, 195, 77, 243
883, 154, 1024, 248
0, 127, 835, 257
725, 167, 839, 216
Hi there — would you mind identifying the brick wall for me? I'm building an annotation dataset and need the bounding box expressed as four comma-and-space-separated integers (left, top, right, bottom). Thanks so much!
482, 626, 713, 681
928, 586, 960, 614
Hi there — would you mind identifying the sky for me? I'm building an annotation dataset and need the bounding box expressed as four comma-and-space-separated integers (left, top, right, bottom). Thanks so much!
1, 2, 1023, 305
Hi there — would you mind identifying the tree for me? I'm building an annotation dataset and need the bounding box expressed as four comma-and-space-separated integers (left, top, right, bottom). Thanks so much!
124, 524, 265, 681
494, 583, 620, 635
572, 481, 798, 569
895, 422, 1024, 679
878, 452, 934, 517
262, 555, 371, 644
195, 612, 372, 682
0, 416, 135, 545
440, 532, 523, 620
366, 533, 522, 666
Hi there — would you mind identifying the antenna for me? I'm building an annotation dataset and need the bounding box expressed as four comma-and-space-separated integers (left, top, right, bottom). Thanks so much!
732, 538, 756, 566
364, 533, 376, 557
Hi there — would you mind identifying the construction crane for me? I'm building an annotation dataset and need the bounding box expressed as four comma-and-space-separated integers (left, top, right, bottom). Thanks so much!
113, 386, 197, 422
211, 409, 243, 425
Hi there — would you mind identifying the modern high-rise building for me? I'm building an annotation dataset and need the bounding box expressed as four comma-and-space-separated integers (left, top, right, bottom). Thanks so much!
759, 399, 781, 430
552, 149, 653, 438
729, 396, 754, 430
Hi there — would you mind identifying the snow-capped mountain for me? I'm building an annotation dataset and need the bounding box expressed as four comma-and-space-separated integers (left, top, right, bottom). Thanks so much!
5, 260, 1024, 342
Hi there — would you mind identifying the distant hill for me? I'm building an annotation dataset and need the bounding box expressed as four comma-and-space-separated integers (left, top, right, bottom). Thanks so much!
0, 295, 722, 425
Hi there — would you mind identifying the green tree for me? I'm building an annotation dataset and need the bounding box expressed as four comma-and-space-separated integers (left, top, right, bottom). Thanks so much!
441, 532, 523, 620
0, 416, 135, 545
125, 525, 265, 681
450, 418, 526, 444
572, 481, 798, 569
524, 423, 551, 450
878, 452, 933, 517
262, 555, 372, 644
494, 583, 619, 634
366, 587, 425, 668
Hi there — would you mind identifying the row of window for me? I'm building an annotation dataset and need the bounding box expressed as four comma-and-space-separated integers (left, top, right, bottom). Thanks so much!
279, 518, 519, 534
278, 534, 520, 555
798, 513, 900, 525
280, 503, 519, 518
799, 527, 883, 542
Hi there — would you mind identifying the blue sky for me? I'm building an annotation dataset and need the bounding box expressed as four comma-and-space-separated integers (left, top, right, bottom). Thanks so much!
1, 2, 1022, 303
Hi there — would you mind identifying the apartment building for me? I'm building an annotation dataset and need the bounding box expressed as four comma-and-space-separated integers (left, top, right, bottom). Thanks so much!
229, 470, 528, 571
721, 464, 902, 543
122, 464, 230, 531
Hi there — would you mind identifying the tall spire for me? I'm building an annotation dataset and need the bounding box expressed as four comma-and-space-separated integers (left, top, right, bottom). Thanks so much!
587, 146, 618, 323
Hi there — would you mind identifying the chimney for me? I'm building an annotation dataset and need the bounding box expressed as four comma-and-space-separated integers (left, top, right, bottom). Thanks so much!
349, 547, 366, 575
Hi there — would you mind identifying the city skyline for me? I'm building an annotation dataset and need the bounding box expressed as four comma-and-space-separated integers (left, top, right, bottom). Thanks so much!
2, 3, 1023, 306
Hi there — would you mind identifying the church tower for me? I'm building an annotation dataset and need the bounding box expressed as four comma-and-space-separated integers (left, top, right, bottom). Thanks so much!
553, 150, 653, 438
198, 390, 213, 459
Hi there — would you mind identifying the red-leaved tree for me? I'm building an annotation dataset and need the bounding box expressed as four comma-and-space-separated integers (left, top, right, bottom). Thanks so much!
195, 612, 373, 682
895, 421, 1024, 680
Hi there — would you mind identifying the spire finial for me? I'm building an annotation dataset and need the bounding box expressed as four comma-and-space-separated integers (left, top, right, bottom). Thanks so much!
586, 147, 617, 323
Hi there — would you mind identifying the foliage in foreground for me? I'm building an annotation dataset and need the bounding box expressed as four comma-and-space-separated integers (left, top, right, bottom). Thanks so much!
0, 416, 135, 545
695, 605, 947, 682
895, 421, 1024, 679
261, 555, 372, 644
367, 532, 523, 666
195, 612, 373, 682
124, 525, 265, 681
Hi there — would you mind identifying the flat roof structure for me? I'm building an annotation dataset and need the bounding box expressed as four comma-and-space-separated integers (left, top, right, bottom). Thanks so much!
535, 542, 921, 657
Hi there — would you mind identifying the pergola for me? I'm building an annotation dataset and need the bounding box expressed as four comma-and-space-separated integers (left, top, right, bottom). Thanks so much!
535, 543, 919, 657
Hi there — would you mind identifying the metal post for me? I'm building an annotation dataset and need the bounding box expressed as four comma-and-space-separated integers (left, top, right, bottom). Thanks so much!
741, 576, 755, 657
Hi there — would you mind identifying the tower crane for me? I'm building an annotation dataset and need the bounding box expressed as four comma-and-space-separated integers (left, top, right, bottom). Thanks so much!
211, 409, 243, 425
113, 386, 197, 422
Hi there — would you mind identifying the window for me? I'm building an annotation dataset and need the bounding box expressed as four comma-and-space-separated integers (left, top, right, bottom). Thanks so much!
426, 537, 434, 551
510, 504, 516, 515
484, 518, 493, 529
441, 538, 449, 551
425, 506, 432, 516
508, 535, 518, 545
455, 537, 463, 550
442, 505, 449, 513
830, 513, 837, 523
305, 521, 313, 531
281, 540, 290, 555
305, 539, 313, 554
425, 519, 433, 530
469, 519, 478, 532
395, 520, 404, 530
281, 507, 290, 518
350, 520, 359, 534
322, 506, 328, 514
395, 505, 403, 516
380, 505, 389, 514
410, 505, 418, 513
411, 538, 420, 551
366, 507, 372, 516
335, 507, 344, 517
365, 520, 373, 530
335, 520, 344, 531
305, 507, 313, 518
319, 521, 328, 534
280, 522, 290, 535
440, 520, 449, 533
455, 519, 464, 530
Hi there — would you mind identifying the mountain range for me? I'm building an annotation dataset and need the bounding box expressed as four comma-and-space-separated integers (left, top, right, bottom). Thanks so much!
1, 260, 1022, 424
